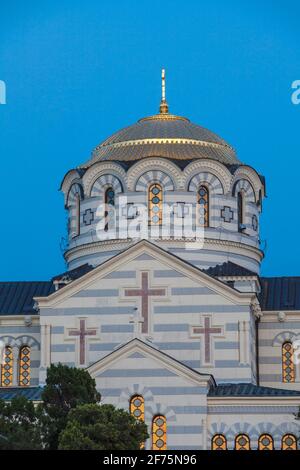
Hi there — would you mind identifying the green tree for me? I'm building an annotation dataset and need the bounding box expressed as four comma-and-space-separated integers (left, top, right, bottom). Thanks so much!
58, 403, 149, 450
0, 397, 42, 450
41, 363, 101, 449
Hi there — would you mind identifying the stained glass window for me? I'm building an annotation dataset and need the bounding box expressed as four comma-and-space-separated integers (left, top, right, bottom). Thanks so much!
1, 347, 13, 387
152, 415, 167, 450
19, 346, 30, 387
212, 434, 227, 450
148, 184, 163, 226
258, 434, 274, 450
197, 185, 209, 227
235, 434, 251, 450
237, 191, 244, 232
282, 341, 295, 383
282, 434, 297, 450
104, 187, 115, 231
130, 395, 144, 421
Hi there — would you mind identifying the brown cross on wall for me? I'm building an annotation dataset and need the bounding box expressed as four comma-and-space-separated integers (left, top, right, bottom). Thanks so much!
68, 319, 97, 365
125, 272, 166, 334
191, 316, 223, 364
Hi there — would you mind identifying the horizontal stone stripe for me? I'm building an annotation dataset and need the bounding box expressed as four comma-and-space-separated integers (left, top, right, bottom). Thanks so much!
0, 326, 40, 334
90, 343, 121, 351
154, 305, 249, 314
51, 326, 65, 334
30, 378, 39, 386
101, 386, 207, 397
259, 322, 300, 330
101, 324, 133, 333
170, 406, 207, 414
258, 339, 273, 347
258, 356, 282, 364
51, 344, 75, 352
154, 342, 200, 350
168, 426, 203, 434
226, 323, 239, 331
259, 374, 282, 382
97, 369, 177, 377
215, 360, 249, 368
31, 360, 40, 368
168, 446, 202, 450
72, 289, 119, 298
215, 342, 239, 350
171, 287, 214, 295
103, 271, 136, 279
216, 378, 252, 384
208, 406, 299, 415
42, 307, 134, 316
154, 324, 189, 332
153, 270, 185, 278
182, 360, 200, 368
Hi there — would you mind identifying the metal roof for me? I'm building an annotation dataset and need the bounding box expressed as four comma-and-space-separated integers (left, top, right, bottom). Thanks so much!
81, 113, 240, 167
208, 383, 300, 397
52, 263, 94, 282
260, 277, 300, 311
0, 282, 54, 316
0, 387, 43, 401
203, 261, 257, 278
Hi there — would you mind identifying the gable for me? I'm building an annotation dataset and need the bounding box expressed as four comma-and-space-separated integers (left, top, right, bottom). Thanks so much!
87, 339, 214, 389
35, 240, 255, 310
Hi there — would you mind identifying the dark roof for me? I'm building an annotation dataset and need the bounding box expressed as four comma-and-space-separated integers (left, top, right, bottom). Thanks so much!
52, 263, 94, 282
208, 382, 300, 397
0, 387, 43, 401
203, 261, 257, 278
260, 277, 300, 311
0, 282, 54, 316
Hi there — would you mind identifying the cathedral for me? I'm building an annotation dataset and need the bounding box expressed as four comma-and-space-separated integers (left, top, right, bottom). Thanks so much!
1, 71, 300, 450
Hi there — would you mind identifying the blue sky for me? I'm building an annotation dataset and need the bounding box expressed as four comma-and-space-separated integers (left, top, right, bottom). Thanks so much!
0, 0, 299, 280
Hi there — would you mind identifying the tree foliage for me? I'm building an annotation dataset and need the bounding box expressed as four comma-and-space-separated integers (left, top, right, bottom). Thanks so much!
59, 403, 149, 450
0, 397, 42, 450
40, 363, 101, 449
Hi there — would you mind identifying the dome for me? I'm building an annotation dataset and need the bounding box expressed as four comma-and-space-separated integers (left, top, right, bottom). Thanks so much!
81, 112, 240, 168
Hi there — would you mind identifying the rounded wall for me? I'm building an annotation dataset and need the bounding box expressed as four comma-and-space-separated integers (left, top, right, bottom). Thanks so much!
61, 158, 265, 273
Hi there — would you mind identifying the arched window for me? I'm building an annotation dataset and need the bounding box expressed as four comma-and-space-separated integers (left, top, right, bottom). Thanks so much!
211, 434, 227, 450
258, 434, 274, 450
282, 341, 295, 383
104, 187, 115, 231
129, 395, 144, 421
148, 184, 163, 226
75, 193, 81, 237
1, 347, 13, 387
197, 185, 209, 227
19, 346, 30, 387
282, 434, 297, 450
152, 415, 167, 450
237, 191, 245, 232
235, 434, 251, 450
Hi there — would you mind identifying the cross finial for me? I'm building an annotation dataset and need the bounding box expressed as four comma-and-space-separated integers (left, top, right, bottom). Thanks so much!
159, 68, 169, 114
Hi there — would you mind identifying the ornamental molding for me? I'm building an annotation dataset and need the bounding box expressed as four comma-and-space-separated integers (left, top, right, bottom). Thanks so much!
64, 236, 263, 265
127, 158, 183, 191
61, 169, 83, 196
231, 166, 264, 201
83, 162, 127, 196
183, 159, 232, 194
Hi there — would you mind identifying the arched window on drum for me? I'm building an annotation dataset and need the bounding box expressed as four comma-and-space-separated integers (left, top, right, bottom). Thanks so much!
197, 185, 209, 227
104, 187, 115, 232
148, 184, 163, 226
